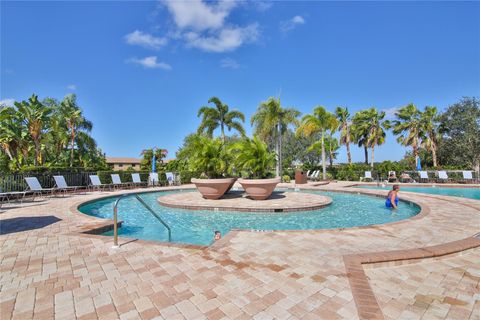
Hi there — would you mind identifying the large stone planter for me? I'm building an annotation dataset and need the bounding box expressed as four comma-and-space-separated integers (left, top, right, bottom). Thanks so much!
238, 177, 281, 200
191, 178, 236, 200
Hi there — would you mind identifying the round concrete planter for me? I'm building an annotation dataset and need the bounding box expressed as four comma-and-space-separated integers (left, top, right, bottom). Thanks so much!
238, 177, 281, 200
191, 178, 236, 200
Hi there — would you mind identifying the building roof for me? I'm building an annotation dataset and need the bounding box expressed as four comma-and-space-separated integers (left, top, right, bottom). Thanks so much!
106, 157, 141, 164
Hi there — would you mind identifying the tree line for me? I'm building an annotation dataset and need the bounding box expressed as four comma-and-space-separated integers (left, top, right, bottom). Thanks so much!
0, 94, 106, 172
183, 96, 480, 179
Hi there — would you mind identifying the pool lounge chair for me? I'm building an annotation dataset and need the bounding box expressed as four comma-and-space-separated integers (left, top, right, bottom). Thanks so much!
89, 175, 112, 191
437, 171, 449, 183
25, 177, 56, 199
0, 187, 29, 205
361, 171, 373, 182
53, 175, 82, 196
462, 171, 473, 183
309, 170, 319, 181
111, 174, 129, 189
149, 173, 159, 186
419, 171, 429, 182
165, 172, 174, 186
131, 173, 147, 188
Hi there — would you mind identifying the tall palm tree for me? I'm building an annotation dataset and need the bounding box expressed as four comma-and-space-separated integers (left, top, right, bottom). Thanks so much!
335, 107, 352, 164
296, 106, 338, 180
420, 106, 440, 167
14, 94, 52, 165
59, 94, 93, 167
392, 103, 423, 164
197, 97, 245, 143
351, 110, 370, 165
308, 134, 340, 168
352, 108, 389, 169
251, 97, 300, 177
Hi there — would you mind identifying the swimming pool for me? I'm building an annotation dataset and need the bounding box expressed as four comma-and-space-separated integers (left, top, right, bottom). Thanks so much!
355, 185, 480, 200
78, 190, 420, 246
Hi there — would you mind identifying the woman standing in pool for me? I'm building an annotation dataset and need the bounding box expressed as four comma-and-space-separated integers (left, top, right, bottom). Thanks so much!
386, 185, 400, 209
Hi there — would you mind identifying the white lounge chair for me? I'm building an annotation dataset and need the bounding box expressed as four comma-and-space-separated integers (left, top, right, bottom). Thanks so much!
149, 173, 159, 186
462, 171, 473, 183
25, 177, 55, 199
89, 175, 112, 191
131, 173, 146, 188
361, 171, 373, 182
165, 172, 175, 186
1, 187, 29, 206
308, 170, 317, 180
53, 175, 81, 196
419, 171, 429, 182
437, 171, 449, 182
111, 174, 129, 189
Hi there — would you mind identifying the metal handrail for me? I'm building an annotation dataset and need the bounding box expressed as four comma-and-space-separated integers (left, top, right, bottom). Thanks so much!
112, 193, 172, 247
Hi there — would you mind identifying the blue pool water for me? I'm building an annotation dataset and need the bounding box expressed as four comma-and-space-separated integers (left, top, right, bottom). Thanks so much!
355, 185, 480, 200
78, 190, 420, 246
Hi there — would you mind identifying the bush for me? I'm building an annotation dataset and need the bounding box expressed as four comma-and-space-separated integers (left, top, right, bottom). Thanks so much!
282, 175, 291, 183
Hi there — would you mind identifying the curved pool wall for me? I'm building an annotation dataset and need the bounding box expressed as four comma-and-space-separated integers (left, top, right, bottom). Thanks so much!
354, 185, 480, 200
78, 190, 421, 246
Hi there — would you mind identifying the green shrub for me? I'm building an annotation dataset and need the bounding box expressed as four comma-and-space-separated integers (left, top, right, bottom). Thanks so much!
282, 175, 291, 183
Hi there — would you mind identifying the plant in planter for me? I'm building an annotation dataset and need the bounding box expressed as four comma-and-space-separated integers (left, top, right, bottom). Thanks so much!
229, 137, 280, 200
185, 135, 235, 199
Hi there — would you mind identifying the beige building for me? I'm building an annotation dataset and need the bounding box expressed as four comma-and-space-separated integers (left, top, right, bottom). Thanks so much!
106, 157, 142, 171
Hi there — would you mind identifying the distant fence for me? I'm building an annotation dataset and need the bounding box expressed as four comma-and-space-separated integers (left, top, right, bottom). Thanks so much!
331, 170, 479, 183
0, 170, 191, 192
0, 171, 96, 192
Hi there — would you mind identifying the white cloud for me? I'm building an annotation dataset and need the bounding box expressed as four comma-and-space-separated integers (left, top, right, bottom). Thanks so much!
126, 56, 172, 70
253, 1, 273, 12
185, 23, 259, 53
220, 57, 240, 69
280, 15, 305, 33
0, 98, 15, 107
159, 0, 259, 53
124, 30, 168, 50
163, 0, 237, 31
67, 84, 77, 90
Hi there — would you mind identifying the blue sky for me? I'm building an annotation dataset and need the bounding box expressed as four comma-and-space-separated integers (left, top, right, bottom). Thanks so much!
2, 1, 479, 162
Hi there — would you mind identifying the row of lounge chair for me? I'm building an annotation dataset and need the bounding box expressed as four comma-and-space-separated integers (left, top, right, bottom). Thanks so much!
0, 172, 180, 205
361, 170, 475, 183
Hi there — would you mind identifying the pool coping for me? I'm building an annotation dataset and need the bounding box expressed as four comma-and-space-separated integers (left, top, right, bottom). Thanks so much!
70, 185, 427, 250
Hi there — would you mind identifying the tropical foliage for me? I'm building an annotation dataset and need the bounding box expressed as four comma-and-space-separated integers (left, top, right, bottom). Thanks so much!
197, 97, 245, 143
140, 148, 168, 171
229, 137, 276, 179
296, 106, 338, 179
0, 93, 105, 171
251, 97, 300, 177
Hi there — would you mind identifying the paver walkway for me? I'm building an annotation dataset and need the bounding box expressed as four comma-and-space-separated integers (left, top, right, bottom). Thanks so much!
0, 182, 479, 319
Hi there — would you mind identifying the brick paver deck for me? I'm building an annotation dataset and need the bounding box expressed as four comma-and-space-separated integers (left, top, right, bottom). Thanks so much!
1, 182, 479, 319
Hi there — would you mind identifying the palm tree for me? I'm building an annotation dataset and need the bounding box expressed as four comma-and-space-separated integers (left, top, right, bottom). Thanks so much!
335, 107, 352, 164
353, 108, 389, 169
59, 94, 93, 167
420, 106, 440, 167
351, 110, 371, 165
296, 106, 338, 180
392, 103, 423, 164
308, 134, 340, 168
251, 97, 300, 177
14, 94, 52, 165
197, 97, 245, 143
